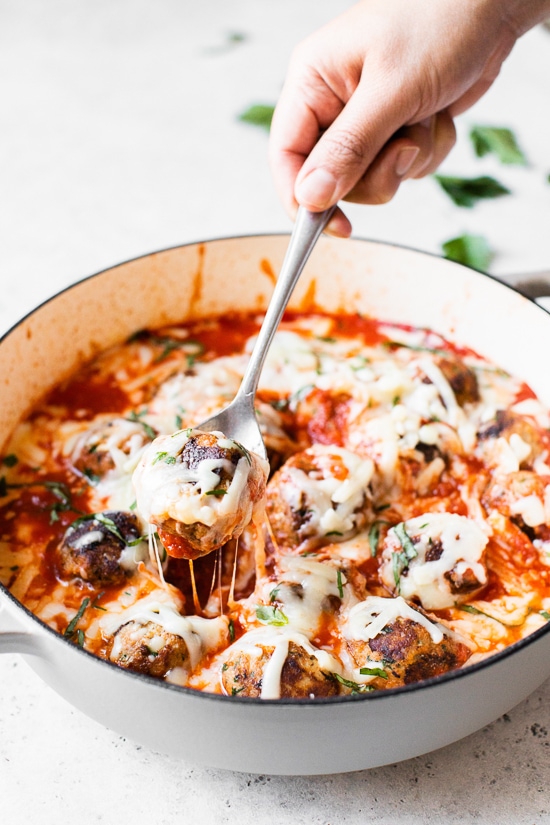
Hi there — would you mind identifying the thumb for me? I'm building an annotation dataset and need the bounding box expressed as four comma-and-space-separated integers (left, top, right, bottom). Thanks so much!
294, 81, 411, 210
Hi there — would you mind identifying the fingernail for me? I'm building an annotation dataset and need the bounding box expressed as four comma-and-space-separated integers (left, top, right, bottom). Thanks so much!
395, 146, 420, 178
295, 168, 337, 209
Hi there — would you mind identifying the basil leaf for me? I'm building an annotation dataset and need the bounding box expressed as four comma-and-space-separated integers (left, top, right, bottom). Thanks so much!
255, 604, 288, 626
470, 126, 527, 166
126, 411, 156, 440
205, 489, 227, 497
434, 175, 510, 208
64, 597, 90, 638
368, 520, 389, 557
2, 454, 18, 468
331, 673, 374, 693
359, 666, 388, 679
337, 569, 344, 599
238, 104, 275, 131
442, 234, 493, 272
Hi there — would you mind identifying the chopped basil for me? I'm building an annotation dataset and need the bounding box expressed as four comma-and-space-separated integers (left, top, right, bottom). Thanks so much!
268, 586, 280, 603
231, 686, 245, 696
2, 454, 18, 468
368, 520, 389, 557
540, 610, 550, 621
92, 592, 106, 611
337, 569, 344, 599
442, 234, 493, 272
238, 103, 275, 131
129, 500, 137, 511
126, 411, 156, 440
70, 512, 128, 545
255, 604, 288, 626
228, 619, 235, 642
325, 530, 343, 537
392, 522, 418, 588
153, 451, 168, 464
205, 488, 227, 497
331, 673, 374, 693
458, 603, 504, 624
64, 597, 90, 638
469, 125, 527, 166
359, 666, 388, 679
76, 629, 85, 648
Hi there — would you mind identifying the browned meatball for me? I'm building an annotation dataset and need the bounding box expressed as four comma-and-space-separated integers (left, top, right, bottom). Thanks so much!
71, 417, 155, 481
346, 599, 471, 689
477, 410, 543, 465
57, 511, 141, 586
265, 445, 372, 553
109, 620, 189, 678
435, 356, 480, 406
222, 640, 339, 698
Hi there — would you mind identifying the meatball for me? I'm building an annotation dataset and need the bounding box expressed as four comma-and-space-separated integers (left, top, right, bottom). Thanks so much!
344, 596, 471, 689
266, 444, 373, 553
477, 410, 544, 469
109, 620, 190, 678
379, 512, 488, 609
482, 471, 550, 531
435, 356, 480, 407
133, 428, 269, 560
222, 634, 339, 699
71, 417, 155, 481
57, 511, 142, 586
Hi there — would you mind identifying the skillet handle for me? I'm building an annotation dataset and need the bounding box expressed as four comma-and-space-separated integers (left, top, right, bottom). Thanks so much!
0, 600, 43, 655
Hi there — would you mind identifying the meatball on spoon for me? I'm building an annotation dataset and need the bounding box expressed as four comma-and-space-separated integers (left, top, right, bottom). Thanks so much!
134, 207, 335, 560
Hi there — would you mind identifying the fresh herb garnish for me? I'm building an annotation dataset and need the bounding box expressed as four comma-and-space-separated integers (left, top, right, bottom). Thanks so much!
331, 673, 374, 694
392, 522, 418, 588
238, 103, 275, 131
70, 512, 128, 545
255, 604, 288, 626
205, 489, 227, 497
469, 125, 527, 166
231, 686, 245, 696
325, 530, 343, 537
368, 520, 389, 557
359, 666, 388, 679
64, 597, 90, 639
153, 451, 169, 464
228, 619, 235, 642
442, 233, 493, 272
82, 468, 100, 485
269, 586, 280, 603
2, 454, 18, 468
540, 610, 550, 621
337, 569, 344, 599
126, 411, 156, 440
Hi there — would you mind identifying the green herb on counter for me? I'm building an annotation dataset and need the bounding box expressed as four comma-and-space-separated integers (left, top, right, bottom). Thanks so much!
470, 126, 527, 165
238, 104, 275, 131
434, 175, 510, 208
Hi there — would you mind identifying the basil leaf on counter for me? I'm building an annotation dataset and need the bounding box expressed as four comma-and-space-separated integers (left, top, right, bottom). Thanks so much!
238, 104, 275, 131
434, 175, 510, 208
442, 234, 493, 272
470, 126, 527, 166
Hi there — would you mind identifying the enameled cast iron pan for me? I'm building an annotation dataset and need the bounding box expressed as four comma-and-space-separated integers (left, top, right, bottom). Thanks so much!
1, 235, 550, 775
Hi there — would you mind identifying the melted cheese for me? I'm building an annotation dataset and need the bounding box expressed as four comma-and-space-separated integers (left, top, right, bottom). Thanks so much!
380, 513, 489, 610
343, 595, 445, 644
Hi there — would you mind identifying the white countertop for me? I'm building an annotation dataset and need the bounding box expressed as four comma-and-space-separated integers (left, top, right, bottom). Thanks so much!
1, 2, 550, 822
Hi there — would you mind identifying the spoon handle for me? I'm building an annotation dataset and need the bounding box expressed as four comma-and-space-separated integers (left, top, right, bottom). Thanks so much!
237, 205, 337, 401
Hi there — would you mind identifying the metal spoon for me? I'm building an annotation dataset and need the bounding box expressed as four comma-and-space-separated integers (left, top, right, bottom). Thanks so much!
196, 205, 336, 458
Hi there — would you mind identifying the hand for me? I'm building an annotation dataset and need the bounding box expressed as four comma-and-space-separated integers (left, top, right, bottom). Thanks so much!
269, 0, 548, 236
